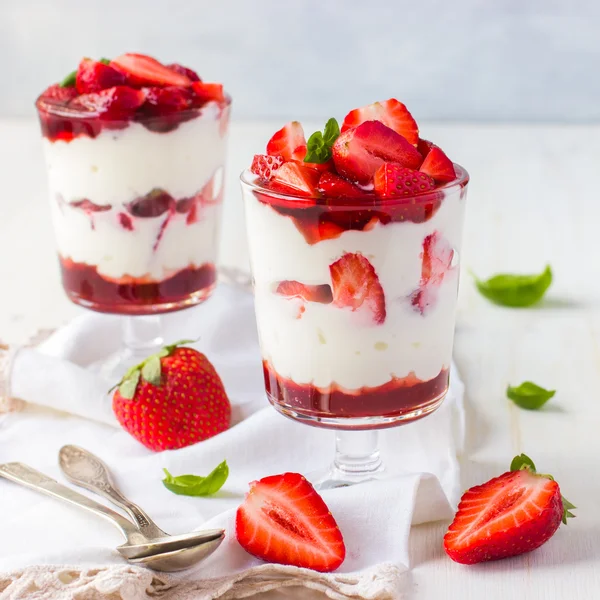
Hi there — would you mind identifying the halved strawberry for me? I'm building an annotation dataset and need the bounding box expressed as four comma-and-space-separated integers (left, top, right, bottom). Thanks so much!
236, 472, 345, 572
269, 162, 321, 197
72, 86, 146, 120
332, 121, 422, 184
329, 253, 386, 324
76, 58, 126, 94
110, 53, 191, 87
419, 145, 456, 183
411, 231, 454, 314
166, 63, 201, 82
266, 122, 307, 161
444, 454, 575, 565
141, 86, 194, 116
191, 81, 226, 104
417, 138, 434, 159
341, 99, 419, 145
374, 163, 435, 198
251, 154, 284, 180
318, 171, 364, 199
275, 281, 333, 304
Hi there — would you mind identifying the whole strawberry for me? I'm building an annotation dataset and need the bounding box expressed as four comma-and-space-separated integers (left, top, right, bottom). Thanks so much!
112, 340, 231, 451
444, 454, 575, 564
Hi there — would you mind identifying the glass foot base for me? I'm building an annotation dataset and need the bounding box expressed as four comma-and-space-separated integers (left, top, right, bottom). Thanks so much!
308, 462, 387, 490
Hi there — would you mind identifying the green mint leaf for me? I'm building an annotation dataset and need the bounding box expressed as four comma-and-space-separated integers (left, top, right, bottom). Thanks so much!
141, 355, 162, 386
162, 461, 229, 497
506, 381, 555, 410
472, 265, 552, 307
118, 370, 140, 400
304, 118, 340, 164
510, 453, 537, 473
99, 57, 111, 65
60, 70, 76, 88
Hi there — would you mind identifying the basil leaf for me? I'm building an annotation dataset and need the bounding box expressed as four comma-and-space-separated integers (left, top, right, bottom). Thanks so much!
60, 70, 77, 88
304, 118, 340, 164
507, 382, 555, 410
162, 460, 229, 497
473, 265, 552, 307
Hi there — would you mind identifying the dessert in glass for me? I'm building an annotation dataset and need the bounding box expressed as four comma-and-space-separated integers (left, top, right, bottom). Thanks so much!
241, 99, 468, 486
36, 54, 231, 376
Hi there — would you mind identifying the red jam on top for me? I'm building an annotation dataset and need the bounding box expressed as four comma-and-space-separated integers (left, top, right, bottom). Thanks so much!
246, 99, 468, 244
36, 53, 231, 141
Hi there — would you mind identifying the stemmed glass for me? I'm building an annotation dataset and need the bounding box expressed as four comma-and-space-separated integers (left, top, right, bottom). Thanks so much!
241, 166, 468, 487
36, 91, 231, 381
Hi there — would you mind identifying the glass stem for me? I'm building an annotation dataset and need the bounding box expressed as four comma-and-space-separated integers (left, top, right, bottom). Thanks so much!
122, 315, 164, 361
333, 430, 384, 478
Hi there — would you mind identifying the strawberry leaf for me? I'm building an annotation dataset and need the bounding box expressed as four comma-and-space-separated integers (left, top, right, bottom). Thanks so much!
162, 460, 229, 496
304, 118, 340, 164
118, 370, 140, 400
163, 338, 198, 354
472, 265, 552, 307
99, 57, 111, 65
60, 70, 77, 88
141, 355, 162, 386
506, 381, 555, 410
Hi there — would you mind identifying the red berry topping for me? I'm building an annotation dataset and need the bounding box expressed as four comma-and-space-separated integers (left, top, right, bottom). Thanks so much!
236, 472, 345, 572
275, 281, 333, 303
251, 154, 284, 180
191, 81, 226, 105
444, 455, 574, 565
332, 121, 422, 184
329, 252, 386, 324
266, 121, 307, 161
71, 199, 111, 213
112, 343, 231, 452
373, 163, 435, 197
269, 162, 321, 197
317, 171, 365, 198
126, 189, 175, 218
72, 86, 146, 120
39, 84, 78, 104
419, 145, 456, 183
341, 98, 419, 145
75, 59, 127, 94
110, 53, 192, 87
141, 86, 194, 116
166, 63, 201, 82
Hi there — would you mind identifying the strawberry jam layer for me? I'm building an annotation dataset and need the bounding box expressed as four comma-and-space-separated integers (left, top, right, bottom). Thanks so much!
263, 361, 449, 429
60, 258, 216, 315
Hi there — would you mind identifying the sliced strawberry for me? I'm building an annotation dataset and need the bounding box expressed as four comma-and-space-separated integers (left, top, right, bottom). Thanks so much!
318, 171, 364, 199
236, 472, 345, 572
411, 231, 454, 314
191, 81, 226, 104
72, 86, 146, 120
275, 281, 333, 303
141, 86, 194, 116
110, 53, 191, 87
329, 253, 386, 324
417, 138, 434, 159
419, 145, 456, 183
251, 154, 284, 180
373, 163, 435, 198
76, 58, 127, 94
301, 220, 346, 245
332, 121, 422, 184
303, 159, 334, 173
341, 98, 419, 145
444, 455, 574, 565
269, 162, 321, 197
166, 63, 201, 82
266, 122, 307, 161
39, 84, 78, 104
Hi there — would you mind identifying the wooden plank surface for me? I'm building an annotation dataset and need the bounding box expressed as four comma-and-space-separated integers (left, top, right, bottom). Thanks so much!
0, 119, 598, 598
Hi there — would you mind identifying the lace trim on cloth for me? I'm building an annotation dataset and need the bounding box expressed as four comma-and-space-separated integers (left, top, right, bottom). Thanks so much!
0, 563, 406, 600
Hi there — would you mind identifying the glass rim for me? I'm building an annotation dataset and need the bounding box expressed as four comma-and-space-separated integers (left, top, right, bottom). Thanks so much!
240, 163, 469, 207
35, 91, 232, 121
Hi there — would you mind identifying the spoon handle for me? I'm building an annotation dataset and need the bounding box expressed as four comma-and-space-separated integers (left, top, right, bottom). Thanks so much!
59, 445, 166, 539
0, 462, 141, 542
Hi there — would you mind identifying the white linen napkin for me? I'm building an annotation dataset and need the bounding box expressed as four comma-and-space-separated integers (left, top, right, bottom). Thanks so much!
0, 283, 464, 600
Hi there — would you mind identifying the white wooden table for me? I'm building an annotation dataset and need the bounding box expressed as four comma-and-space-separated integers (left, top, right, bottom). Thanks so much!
1, 118, 599, 599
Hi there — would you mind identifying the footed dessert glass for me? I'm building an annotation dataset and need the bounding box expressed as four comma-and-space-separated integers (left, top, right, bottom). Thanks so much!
241, 166, 468, 486
36, 90, 231, 380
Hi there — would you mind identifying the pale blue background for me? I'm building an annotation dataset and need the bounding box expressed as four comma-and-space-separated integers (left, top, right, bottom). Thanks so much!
2, 0, 599, 121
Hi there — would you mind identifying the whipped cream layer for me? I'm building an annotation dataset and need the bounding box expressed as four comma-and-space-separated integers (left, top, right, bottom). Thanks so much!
244, 186, 466, 390
42, 105, 227, 281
